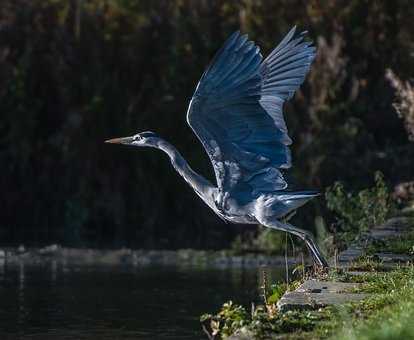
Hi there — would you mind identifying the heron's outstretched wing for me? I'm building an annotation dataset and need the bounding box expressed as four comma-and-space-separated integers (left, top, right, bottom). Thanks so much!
187, 27, 315, 198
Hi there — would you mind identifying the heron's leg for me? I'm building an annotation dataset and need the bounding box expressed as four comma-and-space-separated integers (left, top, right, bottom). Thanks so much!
282, 210, 296, 223
260, 219, 329, 268
297, 230, 329, 268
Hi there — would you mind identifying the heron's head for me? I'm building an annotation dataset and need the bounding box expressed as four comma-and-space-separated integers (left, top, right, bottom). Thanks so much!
105, 131, 159, 148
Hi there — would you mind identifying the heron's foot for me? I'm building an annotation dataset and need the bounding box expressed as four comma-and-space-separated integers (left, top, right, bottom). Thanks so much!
307, 262, 330, 278
313, 253, 329, 269
304, 236, 329, 269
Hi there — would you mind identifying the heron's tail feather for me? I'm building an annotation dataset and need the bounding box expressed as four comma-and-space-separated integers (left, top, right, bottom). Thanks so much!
278, 190, 319, 200
277, 190, 319, 215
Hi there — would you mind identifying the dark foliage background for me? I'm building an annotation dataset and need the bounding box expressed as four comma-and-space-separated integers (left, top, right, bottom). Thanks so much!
1, 0, 413, 249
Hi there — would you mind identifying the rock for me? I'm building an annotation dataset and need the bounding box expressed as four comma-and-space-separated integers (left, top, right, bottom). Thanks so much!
228, 327, 256, 340
0, 250, 5, 258
393, 181, 414, 203
38, 244, 60, 255
17, 245, 25, 254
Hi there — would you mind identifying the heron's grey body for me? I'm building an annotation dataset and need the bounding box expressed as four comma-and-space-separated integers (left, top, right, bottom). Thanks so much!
106, 27, 328, 267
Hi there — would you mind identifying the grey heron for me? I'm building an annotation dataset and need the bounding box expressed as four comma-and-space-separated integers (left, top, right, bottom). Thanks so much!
106, 27, 328, 267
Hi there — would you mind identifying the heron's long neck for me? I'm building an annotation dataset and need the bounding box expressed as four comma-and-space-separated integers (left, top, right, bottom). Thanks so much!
157, 139, 215, 199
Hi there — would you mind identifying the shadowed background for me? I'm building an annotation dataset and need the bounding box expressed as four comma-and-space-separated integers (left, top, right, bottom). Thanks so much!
1, 0, 413, 249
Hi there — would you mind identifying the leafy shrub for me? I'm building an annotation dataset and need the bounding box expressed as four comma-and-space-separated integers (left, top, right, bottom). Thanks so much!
201, 299, 321, 339
325, 172, 395, 242
267, 282, 287, 305
200, 301, 249, 339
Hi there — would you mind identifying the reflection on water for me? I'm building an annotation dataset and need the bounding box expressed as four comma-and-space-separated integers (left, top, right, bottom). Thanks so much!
0, 261, 284, 339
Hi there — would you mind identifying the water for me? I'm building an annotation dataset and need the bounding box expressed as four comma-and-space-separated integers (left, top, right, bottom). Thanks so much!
0, 261, 285, 340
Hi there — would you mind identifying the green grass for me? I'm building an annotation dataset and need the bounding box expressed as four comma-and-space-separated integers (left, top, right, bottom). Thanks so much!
313, 267, 414, 340
200, 266, 414, 339
335, 299, 414, 340
333, 267, 414, 339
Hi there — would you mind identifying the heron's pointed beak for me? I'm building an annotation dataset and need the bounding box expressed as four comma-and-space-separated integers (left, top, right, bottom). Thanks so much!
105, 136, 134, 145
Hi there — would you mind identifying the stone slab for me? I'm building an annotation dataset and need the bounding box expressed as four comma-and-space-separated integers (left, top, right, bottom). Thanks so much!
338, 217, 414, 266
338, 246, 364, 263
374, 252, 414, 263
277, 280, 368, 312
362, 217, 413, 242
346, 271, 372, 276
297, 280, 361, 293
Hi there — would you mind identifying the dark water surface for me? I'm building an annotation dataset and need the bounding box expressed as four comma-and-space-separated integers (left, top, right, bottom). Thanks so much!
0, 261, 284, 340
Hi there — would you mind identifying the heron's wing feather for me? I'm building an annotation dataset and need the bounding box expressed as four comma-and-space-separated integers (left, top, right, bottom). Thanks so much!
187, 27, 315, 196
